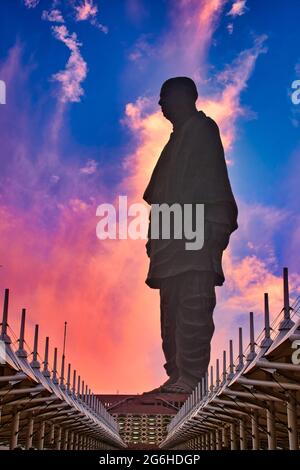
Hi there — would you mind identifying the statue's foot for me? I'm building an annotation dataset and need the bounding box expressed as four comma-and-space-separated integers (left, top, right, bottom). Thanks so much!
142, 377, 178, 394
161, 377, 196, 394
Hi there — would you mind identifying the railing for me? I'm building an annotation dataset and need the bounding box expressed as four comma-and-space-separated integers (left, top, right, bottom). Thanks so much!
0, 289, 126, 450
162, 267, 300, 450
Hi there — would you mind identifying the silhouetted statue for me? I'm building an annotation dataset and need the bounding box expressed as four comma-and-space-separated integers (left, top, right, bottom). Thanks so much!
143, 77, 238, 394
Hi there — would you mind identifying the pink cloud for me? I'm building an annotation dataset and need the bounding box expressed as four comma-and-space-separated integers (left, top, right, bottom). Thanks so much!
227, 0, 248, 17
52, 25, 88, 103
75, 0, 98, 21
42, 9, 65, 23
24, 0, 40, 8
74, 0, 108, 33
22, 1, 107, 106
80, 159, 98, 175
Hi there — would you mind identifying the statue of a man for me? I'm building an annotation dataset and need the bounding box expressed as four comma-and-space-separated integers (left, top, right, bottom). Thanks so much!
143, 77, 238, 394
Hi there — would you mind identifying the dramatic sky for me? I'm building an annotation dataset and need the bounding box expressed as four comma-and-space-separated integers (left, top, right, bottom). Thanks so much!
1, 0, 300, 394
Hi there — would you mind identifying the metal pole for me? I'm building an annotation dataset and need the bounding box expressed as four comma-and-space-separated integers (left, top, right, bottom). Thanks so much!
247, 312, 256, 363
0, 288, 10, 343
229, 339, 234, 379
16, 308, 27, 357
279, 267, 294, 330
222, 350, 226, 384
43, 337, 50, 377
30, 325, 40, 368
261, 293, 273, 349
52, 348, 58, 384
216, 358, 220, 387
236, 327, 244, 372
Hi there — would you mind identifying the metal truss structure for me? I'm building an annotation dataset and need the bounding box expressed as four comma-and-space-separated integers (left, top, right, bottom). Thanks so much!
161, 268, 300, 450
0, 289, 126, 450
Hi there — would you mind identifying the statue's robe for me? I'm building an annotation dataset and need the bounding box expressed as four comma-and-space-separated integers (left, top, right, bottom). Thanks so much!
143, 110, 238, 289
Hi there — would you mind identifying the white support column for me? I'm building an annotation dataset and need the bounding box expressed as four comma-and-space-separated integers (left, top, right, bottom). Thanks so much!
287, 393, 298, 450
26, 415, 34, 450
69, 431, 74, 450
10, 411, 20, 450
266, 402, 276, 450
230, 421, 238, 450
49, 423, 55, 448
63, 429, 69, 450
239, 417, 247, 450
205, 432, 210, 450
56, 427, 62, 450
75, 433, 79, 450
210, 430, 216, 450
222, 425, 229, 448
251, 410, 259, 450
37, 421, 45, 450
216, 429, 222, 450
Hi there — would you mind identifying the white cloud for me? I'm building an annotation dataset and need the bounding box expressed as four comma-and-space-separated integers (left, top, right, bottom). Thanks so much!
52, 25, 88, 103
74, 0, 108, 33
227, 23, 234, 34
24, 0, 40, 8
42, 9, 65, 23
80, 159, 98, 175
75, 0, 98, 21
227, 0, 248, 17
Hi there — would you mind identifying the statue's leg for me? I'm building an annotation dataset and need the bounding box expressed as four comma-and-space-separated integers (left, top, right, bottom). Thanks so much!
159, 277, 179, 382
176, 270, 216, 388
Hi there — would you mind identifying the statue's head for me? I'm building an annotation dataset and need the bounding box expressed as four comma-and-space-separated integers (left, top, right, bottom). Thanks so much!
159, 77, 198, 123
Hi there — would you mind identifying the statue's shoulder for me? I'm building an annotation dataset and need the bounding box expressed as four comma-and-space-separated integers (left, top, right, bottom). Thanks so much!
188, 112, 220, 137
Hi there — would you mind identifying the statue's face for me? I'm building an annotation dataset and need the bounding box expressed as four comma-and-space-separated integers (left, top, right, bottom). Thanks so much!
158, 86, 193, 122
158, 88, 183, 121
